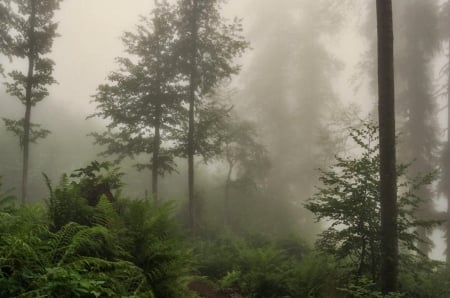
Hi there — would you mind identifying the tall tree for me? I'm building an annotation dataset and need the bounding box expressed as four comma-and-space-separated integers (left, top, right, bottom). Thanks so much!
176, 0, 247, 229
361, 0, 441, 257
438, 0, 450, 267
237, 0, 347, 237
91, 1, 180, 202
394, 0, 440, 256
376, 0, 398, 293
446, 0, 450, 268
3, 0, 61, 204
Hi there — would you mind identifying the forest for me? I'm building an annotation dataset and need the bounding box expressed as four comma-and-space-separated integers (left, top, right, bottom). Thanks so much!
0, 0, 450, 297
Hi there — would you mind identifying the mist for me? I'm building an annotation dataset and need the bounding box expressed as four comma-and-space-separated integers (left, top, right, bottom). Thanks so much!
1, 0, 450, 296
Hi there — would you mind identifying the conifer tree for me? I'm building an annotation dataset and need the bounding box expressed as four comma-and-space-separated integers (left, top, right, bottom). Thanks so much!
438, 0, 450, 267
376, 0, 398, 293
395, 0, 440, 256
3, 0, 61, 204
91, 1, 180, 202
446, 0, 450, 267
175, 0, 247, 229
361, 0, 440, 257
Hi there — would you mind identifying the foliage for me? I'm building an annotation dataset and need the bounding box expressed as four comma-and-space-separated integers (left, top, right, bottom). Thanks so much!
2, 118, 51, 148
175, 0, 249, 97
0, 205, 154, 297
0, 0, 13, 75
398, 257, 450, 298
90, 1, 181, 176
45, 161, 123, 231
0, 177, 15, 211
194, 232, 328, 298
306, 122, 440, 282
3, 0, 61, 142
0, 163, 196, 296
120, 198, 192, 297
339, 276, 404, 298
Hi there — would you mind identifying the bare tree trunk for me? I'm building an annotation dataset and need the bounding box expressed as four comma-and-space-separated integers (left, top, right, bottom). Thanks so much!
152, 105, 161, 203
224, 143, 233, 227
187, 0, 198, 230
22, 0, 36, 205
376, 0, 398, 293
152, 11, 162, 204
447, 25, 450, 268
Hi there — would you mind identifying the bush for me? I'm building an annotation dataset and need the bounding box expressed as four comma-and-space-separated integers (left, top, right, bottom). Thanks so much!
0, 163, 193, 297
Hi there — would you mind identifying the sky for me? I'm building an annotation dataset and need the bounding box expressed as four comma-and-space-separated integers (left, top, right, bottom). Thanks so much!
43, 0, 367, 118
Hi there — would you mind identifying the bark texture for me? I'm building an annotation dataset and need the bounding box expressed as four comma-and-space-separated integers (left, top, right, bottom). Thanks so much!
376, 0, 398, 293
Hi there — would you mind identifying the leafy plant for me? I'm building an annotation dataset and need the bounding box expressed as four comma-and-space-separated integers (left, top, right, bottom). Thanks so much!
305, 122, 441, 290
0, 204, 153, 297
120, 198, 192, 297
45, 161, 123, 231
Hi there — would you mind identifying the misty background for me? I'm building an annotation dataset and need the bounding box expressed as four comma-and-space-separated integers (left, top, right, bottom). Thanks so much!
0, 0, 448, 260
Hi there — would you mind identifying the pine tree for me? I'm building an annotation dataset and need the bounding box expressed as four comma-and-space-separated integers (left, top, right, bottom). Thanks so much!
91, 1, 181, 202
3, 0, 61, 204
376, 0, 398, 293
175, 0, 248, 229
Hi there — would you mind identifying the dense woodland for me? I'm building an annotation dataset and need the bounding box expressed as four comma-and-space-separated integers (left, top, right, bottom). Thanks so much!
0, 0, 450, 297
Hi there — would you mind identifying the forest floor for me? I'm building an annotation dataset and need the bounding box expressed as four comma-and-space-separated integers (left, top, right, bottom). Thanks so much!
188, 280, 244, 298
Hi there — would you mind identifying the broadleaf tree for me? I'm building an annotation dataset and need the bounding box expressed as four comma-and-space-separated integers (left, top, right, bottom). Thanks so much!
175, 0, 248, 229
91, 1, 181, 202
220, 115, 268, 227
306, 122, 438, 283
3, 0, 61, 204
0, 0, 13, 75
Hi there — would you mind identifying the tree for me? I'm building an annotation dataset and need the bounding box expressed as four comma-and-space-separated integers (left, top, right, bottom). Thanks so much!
175, 0, 248, 229
446, 0, 450, 268
219, 115, 268, 227
237, 0, 349, 238
360, 0, 441, 257
395, 0, 440, 256
376, 0, 398, 293
306, 122, 437, 283
0, 0, 13, 75
3, 0, 61, 204
91, 1, 180, 202
438, 0, 450, 267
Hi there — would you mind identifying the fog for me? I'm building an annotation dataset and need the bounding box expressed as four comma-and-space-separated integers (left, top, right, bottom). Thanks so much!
1, 0, 449, 265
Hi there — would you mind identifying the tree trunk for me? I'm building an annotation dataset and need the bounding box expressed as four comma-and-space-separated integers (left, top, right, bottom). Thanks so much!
152, 105, 161, 203
224, 143, 233, 227
187, 0, 198, 230
447, 17, 450, 268
152, 12, 162, 204
376, 0, 398, 293
22, 0, 36, 205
